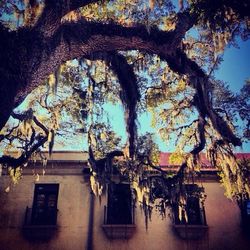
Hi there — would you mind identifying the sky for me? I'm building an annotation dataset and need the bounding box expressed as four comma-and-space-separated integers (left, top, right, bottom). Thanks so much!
215, 40, 250, 93
215, 39, 250, 152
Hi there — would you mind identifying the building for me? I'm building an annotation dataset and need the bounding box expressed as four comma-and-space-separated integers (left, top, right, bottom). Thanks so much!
0, 151, 250, 250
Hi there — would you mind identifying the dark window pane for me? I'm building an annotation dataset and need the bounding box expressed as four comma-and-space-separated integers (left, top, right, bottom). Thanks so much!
246, 201, 250, 215
107, 184, 132, 224
174, 184, 205, 225
31, 184, 59, 225
186, 197, 202, 225
48, 194, 57, 207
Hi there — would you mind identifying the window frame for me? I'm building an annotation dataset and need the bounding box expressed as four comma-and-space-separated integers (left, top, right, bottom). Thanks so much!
106, 183, 133, 225
174, 184, 207, 226
31, 183, 59, 225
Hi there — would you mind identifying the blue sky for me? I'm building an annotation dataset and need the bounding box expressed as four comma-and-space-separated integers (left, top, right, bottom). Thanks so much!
215, 39, 250, 152
215, 40, 250, 93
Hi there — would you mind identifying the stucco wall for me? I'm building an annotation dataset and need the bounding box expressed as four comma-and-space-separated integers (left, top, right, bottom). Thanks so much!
0, 172, 249, 250
0, 173, 89, 250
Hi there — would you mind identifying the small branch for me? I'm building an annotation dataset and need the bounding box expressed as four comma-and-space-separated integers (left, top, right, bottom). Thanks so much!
0, 136, 48, 168
190, 115, 206, 155
0, 115, 49, 168
33, 116, 49, 135
0, 123, 20, 143
141, 155, 187, 184
84, 51, 140, 159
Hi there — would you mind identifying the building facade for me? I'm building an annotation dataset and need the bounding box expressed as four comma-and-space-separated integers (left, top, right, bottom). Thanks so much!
0, 151, 249, 250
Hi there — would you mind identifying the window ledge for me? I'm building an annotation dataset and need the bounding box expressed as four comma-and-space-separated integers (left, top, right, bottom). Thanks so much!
173, 224, 208, 240
22, 224, 58, 240
102, 224, 136, 239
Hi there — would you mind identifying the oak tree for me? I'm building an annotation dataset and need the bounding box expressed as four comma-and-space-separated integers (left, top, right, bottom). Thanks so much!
0, 0, 250, 204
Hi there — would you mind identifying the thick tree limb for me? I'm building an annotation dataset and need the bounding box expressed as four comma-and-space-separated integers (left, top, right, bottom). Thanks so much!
35, 0, 100, 37
18, 11, 193, 98
0, 11, 192, 130
163, 49, 241, 146
86, 52, 140, 158
0, 9, 191, 128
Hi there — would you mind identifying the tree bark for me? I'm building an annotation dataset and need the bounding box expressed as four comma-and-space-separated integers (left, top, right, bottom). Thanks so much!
0, 11, 193, 131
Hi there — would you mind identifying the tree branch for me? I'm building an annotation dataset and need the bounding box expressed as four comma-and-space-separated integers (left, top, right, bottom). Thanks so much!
164, 49, 241, 146
86, 52, 140, 158
0, 114, 49, 168
35, 0, 100, 37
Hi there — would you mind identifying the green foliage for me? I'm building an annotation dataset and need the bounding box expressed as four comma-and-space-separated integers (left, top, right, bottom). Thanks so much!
8, 166, 22, 184
78, 0, 174, 28
88, 123, 122, 159
188, 0, 250, 57
135, 132, 160, 165
169, 151, 186, 165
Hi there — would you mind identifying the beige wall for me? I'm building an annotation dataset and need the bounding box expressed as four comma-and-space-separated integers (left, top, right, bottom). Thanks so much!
0, 171, 250, 250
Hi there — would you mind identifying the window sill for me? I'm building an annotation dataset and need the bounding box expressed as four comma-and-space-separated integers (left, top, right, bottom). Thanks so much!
173, 224, 208, 240
102, 224, 136, 239
22, 224, 58, 240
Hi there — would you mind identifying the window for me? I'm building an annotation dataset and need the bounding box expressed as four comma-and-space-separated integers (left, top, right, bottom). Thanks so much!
31, 184, 59, 225
173, 184, 208, 239
174, 184, 206, 226
106, 183, 133, 224
242, 199, 250, 230
102, 183, 136, 239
